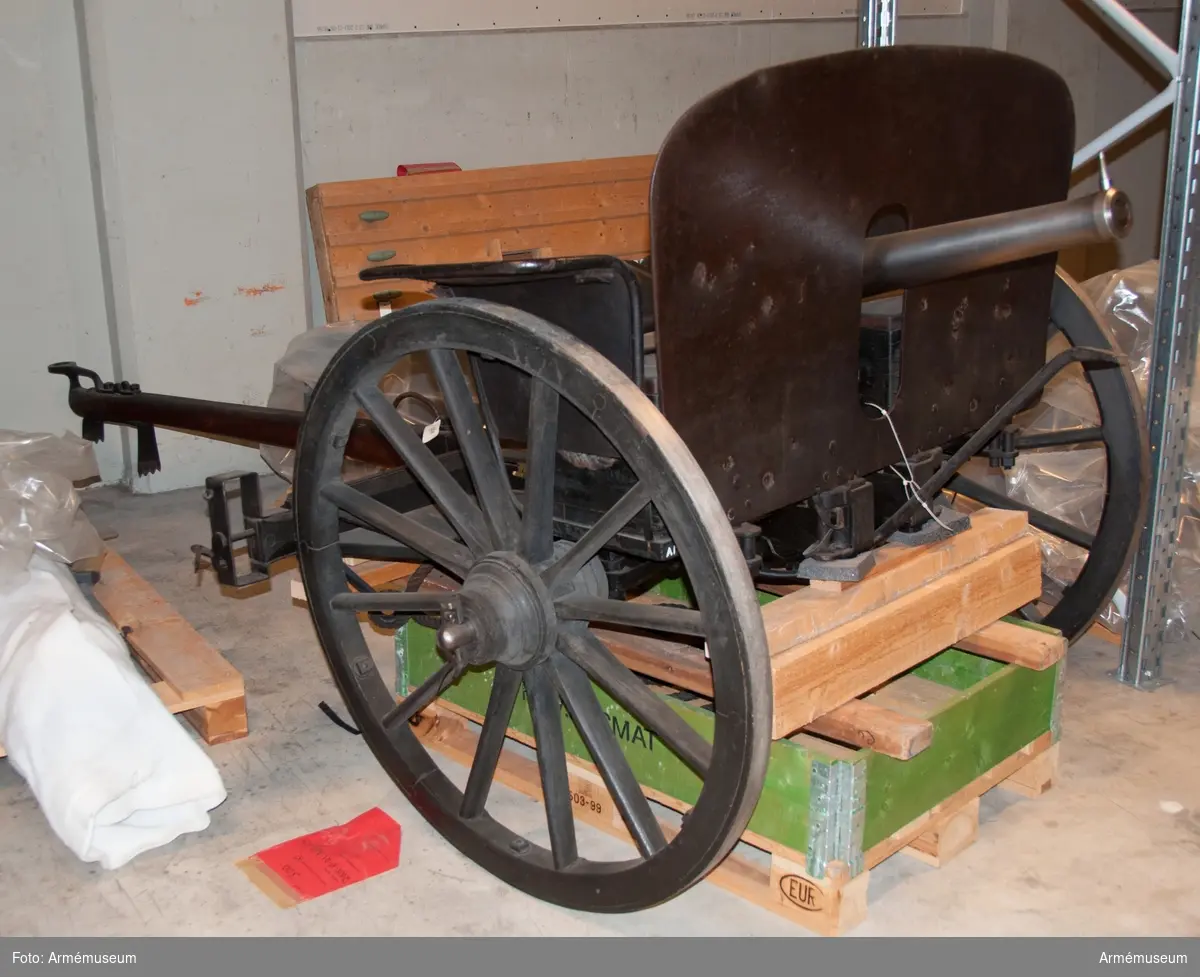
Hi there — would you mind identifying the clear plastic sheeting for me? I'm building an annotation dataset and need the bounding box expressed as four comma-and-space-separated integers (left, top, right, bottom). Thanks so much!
1001, 260, 1200, 640
0, 431, 104, 589
260, 321, 444, 482
1083, 259, 1158, 404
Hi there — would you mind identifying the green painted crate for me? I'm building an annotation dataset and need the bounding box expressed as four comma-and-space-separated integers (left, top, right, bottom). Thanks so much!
394, 591, 1063, 879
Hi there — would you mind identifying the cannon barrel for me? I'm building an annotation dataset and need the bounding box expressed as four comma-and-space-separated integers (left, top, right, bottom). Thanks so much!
47, 364, 402, 470
861, 187, 1132, 296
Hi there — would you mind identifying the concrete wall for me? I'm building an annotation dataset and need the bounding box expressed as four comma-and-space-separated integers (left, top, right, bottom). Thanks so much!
1006, 0, 1180, 278
83, 1, 311, 492
0, 1, 310, 492
293, 6, 997, 321
0, 2, 121, 481
295, 13, 986, 182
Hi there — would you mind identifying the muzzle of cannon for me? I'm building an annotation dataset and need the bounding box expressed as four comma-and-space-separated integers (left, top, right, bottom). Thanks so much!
861, 187, 1132, 295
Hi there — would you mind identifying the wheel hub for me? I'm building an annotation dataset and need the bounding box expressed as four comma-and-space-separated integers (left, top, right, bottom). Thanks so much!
439, 552, 557, 670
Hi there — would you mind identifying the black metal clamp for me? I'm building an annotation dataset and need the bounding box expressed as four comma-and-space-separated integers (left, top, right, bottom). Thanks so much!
192, 471, 296, 589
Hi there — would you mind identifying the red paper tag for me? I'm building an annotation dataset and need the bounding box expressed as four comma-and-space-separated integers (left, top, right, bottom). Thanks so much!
395, 162, 461, 176
251, 808, 401, 902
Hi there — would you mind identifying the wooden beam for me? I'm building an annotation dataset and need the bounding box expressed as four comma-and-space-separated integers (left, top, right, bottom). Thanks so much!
290, 559, 429, 606
592, 628, 712, 695
955, 619, 1066, 670
1088, 622, 1123, 646
769, 535, 1044, 738
760, 509, 1029, 654
867, 674, 961, 719
595, 628, 932, 760
805, 699, 933, 760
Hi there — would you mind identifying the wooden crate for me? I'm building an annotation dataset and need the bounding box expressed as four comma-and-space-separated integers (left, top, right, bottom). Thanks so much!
1, 549, 248, 757
306, 155, 655, 322
386, 507, 1065, 934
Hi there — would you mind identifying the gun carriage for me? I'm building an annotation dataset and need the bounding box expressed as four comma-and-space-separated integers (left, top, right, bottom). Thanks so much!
48, 47, 1147, 915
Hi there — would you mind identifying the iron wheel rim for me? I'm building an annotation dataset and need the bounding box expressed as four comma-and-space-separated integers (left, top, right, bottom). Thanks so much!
293, 297, 772, 912
951, 269, 1149, 641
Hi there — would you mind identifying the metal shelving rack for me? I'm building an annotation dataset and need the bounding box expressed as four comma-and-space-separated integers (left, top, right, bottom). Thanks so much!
863, 0, 1200, 688
1116, 0, 1200, 687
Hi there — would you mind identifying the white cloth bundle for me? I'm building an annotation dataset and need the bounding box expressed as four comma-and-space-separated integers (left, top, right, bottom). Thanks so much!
0, 554, 227, 869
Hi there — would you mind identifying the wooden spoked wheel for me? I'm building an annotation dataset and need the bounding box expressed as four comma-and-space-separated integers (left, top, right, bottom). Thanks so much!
293, 297, 772, 912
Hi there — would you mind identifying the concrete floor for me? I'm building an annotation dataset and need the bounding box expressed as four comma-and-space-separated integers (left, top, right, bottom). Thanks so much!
1, 480, 1198, 937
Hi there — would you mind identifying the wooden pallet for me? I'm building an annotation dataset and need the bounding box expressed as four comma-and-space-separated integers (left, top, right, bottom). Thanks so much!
0, 549, 247, 758
414, 703, 1059, 936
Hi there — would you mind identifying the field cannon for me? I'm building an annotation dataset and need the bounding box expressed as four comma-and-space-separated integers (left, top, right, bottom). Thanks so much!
47, 46, 1146, 914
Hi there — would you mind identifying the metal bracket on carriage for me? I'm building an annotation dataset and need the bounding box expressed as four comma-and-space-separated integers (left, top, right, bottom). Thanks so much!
195, 471, 294, 590
879, 447, 971, 548
984, 426, 1021, 470
795, 479, 878, 583
733, 523, 764, 576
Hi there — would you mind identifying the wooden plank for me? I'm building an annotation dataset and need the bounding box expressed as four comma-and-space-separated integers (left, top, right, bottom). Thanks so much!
1087, 621, 1123, 646
955, 619, 1066, 670
370, 560, 930, 762
347, 560, 424, 590
150, 680, 240, 714
93, 552, 242, 702
592, 627, 712, 694
806, 699, 933, 760
901, 796, 981, 868
307, 186, 339, 322
91, 550, 247, 745
807, 578, 852, 593
595, 627, 931, 761
769, 534, 1044, 738
760, 509, 1030, 653
290, 560, 443, 608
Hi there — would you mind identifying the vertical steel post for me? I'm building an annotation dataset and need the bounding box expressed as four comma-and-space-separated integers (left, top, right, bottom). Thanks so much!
859, 0, 895, 47
1120, 0, 1200, 687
